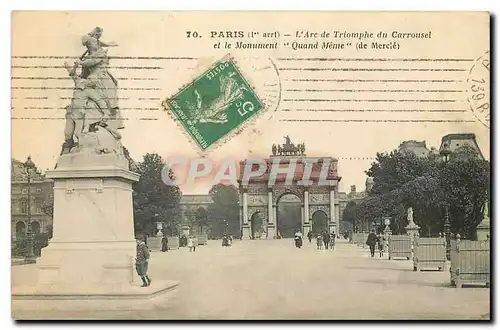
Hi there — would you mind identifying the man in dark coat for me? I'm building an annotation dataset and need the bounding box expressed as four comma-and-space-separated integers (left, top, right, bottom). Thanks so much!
323, 231, 330, 250
136, 236, 151, 287
366, 229, 379, 257
307, 230, 313, 243
161, 235, 168, 252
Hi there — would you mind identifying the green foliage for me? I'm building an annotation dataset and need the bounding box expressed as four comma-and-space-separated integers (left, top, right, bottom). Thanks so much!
207, 184, 240, 238
133, 153, 181, 237
358, 146, 490, 238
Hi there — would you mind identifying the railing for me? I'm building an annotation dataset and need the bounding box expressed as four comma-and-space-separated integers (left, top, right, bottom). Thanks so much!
167, 236, 180, 249
388, 235, 412, 260
450, 235, 490, 288
196, 234, 208, 245
413, 237, 446, 271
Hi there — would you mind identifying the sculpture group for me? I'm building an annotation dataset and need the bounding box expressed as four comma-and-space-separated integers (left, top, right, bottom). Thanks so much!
272, 135, 306, 156
60, 27, 125, 157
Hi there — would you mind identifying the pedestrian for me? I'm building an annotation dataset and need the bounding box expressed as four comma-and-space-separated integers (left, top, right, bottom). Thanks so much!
187, 236, 194, 252
366, 229, 379, 257
307, 230, 313, 243
161, 235, 168, 252
135, 236, 151, 287
323, 231, 330, 250
193, 236, 198, 252
377, 234, 385, 257
316, 233, 323, 250
330, 232, 336, 250
294, 229, 303, 248
222, 234, 228, 247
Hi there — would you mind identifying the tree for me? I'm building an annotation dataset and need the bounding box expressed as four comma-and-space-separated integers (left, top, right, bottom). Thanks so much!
342, 201, 359, 230
359, 146, 489, 238
133, 153, 181, 237
208, 184, 240, 238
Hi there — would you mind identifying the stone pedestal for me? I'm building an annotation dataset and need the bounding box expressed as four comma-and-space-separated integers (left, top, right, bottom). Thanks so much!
241, 224, 251, 240
182, 225, 191, 236
328, 222, 337, 235
267, 223, 276, 239
405, 222, 420, 253
476, 215, 490, 241
302, 222, 311, 238
12, 154, 178, 304
405, 222, 420, 239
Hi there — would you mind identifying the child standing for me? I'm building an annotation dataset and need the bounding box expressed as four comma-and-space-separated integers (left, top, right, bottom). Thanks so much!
316, 234, 323, 250
187, 236, 194, 252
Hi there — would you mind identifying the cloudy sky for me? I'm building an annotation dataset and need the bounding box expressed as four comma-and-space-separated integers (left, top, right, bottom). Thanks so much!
11, 12, 490, 194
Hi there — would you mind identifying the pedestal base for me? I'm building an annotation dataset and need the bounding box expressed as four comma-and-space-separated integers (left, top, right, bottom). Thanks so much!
241, 224, 251, 240
12, 280, 179, 313
329, 222, 337, 235
38, 240, 138, 285
302, 223, 311, 238
267, 224, 276, 239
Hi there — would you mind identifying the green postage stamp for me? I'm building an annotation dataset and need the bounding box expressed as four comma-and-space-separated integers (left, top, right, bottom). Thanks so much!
165, 56, 264, 151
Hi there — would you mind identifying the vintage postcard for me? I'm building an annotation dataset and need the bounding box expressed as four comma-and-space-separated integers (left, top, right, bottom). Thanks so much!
11, 11, 490, 320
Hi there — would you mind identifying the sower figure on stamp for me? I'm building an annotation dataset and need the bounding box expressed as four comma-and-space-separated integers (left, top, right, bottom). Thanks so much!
136, 236, 151, 287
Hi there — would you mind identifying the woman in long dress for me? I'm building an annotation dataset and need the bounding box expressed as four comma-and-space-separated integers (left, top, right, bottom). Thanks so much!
294, 230, 303, 248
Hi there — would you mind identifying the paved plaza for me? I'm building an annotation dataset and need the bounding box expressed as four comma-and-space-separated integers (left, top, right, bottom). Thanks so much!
12, 239, 490, 320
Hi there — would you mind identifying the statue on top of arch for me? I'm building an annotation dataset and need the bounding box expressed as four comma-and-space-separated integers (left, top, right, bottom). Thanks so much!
60, 27, 127, 159
271, 135, 306, 156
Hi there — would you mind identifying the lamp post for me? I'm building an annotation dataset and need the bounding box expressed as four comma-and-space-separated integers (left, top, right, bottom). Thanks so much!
23, 156, 36, 264
440, 147, 452, 260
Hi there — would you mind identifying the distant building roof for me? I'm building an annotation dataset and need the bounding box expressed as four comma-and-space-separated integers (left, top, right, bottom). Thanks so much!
439, 133, 484, 159
398, 140, 431, 158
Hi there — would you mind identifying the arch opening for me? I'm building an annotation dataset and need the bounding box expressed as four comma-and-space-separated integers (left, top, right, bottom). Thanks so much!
276, 193, 301, 238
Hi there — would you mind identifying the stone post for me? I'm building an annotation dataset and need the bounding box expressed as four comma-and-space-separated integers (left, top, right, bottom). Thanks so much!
267, 189, 276, 239
329, 187, 336, 234
303, 189, 311, 236
241, 189, 251, 239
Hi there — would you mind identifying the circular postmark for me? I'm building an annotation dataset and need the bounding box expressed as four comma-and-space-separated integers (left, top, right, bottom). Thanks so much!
467, 51, 490, 129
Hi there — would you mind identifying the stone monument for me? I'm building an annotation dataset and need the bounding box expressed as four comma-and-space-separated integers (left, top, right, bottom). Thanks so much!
12, 27, 178, 308
476, 201, 490, 241
148, 222, 164, 251
405, 207, 420, 238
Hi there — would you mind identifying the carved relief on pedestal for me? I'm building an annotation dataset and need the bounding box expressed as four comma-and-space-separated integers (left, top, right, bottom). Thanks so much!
309, 193, 329, 205
308, 185, 330, 195
248, 194, 268, 206
247, 183, 268, 195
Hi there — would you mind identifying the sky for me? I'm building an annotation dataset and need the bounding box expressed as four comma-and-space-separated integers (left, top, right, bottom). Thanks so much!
11, 12, 490, 195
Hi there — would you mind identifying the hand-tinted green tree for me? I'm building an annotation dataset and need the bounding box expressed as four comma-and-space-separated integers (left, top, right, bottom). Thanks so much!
359, 146, 489, 238
207, 184, 240, 238
132, 153, 181, 237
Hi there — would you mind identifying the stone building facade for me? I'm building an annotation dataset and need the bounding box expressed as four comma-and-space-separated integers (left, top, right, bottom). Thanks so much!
11, 159, 53, 239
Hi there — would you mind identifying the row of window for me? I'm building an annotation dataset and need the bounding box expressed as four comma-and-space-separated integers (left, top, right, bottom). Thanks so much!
14, 200, 43, 214
19, 187, 43, 194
